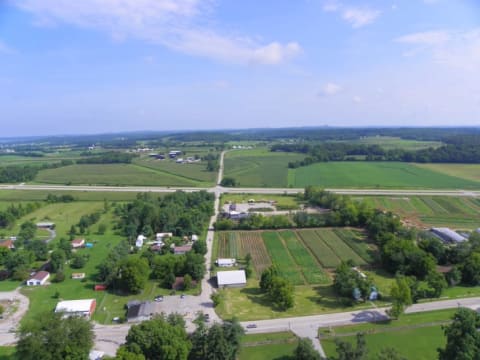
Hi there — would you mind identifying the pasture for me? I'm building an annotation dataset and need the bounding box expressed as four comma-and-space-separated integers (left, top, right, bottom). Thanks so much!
288, 162, 480, 189
416, 163, 480, 182
339, 136, 443, 150
358, 196, 480, 229
223, 149, 305, 187
34, 164, 206, 187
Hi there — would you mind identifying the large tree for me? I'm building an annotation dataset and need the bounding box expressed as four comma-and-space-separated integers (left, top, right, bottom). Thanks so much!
16, 312, 93, 360
115, 257, 150, 294
438, 308, 480, 360
124, 315, 191, 360
294, 338, 321, 360
333, 333, 367, 360
387, 276, 412, 319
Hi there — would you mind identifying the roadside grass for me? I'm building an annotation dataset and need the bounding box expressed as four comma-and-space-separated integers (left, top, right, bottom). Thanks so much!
355, 196, 480, 229
0, 346, 15, 360
0, 280, 21, 292
34, 164, 206, 187
224, 149, 305, 188
0, 190, 144, 202
288, 162, 480, 189
239, 332, 298, 360
322, 325, 445, 360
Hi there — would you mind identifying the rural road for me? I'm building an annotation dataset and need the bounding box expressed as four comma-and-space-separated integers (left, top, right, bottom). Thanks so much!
0, 288, 29, 346
1, 184, 479, 197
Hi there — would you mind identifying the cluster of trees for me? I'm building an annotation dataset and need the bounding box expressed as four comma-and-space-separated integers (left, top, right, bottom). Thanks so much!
220, 177, 236, 187
76, 211, 101, 234
116, 191, 214, 239
0, 202, 42, 228
147, 247, 206, 288
111, 314, 244, 360
215, 213, 292, 231
0, 160, 73, 183
333, 261, 373, 305
202, 152, 219, 172
260, 266, 295, 310
77, 151, 137, 164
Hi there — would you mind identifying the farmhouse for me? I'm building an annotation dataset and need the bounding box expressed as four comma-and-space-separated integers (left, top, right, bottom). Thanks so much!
0, 240, 14, 249
168, 150, 182, 158
26, 271, 50, 286
431, 227, 467, 243
136, 235, 146, 248
174, 245, 192, 255
55, 299, 96, 319
217, 270, 246, 288
71, 238, 85, 248
36, 222, 55, 229
216, 258, 236, 267
126, 301, 155, 323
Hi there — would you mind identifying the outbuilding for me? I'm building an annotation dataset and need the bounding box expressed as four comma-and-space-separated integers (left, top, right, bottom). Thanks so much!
71, 238, 85, 248
217, 270, 246, 288
55, 299, 96, 319
431, 228, 467, 243
36, 222, 55, 229
26, 271, 50, 286
136, 235, 146, 248
174, 245, 192, 255
156, 232, 173, 241
216, 258, 236, 267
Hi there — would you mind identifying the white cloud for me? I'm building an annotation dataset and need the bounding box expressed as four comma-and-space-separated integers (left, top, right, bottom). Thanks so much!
342, 8, 381, 28
353, 95, 362, 103
319, 82, 343, 96
323, 1, 381, 28
14, 0, 301, 65
396, 28, 480, 71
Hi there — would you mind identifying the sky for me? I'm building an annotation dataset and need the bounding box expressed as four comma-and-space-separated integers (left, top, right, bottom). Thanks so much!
1, 0, 480, 136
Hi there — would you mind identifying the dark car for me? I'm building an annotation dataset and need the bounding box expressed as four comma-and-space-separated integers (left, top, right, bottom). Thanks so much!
180, 294, 186, 299
246, 324, 257, 329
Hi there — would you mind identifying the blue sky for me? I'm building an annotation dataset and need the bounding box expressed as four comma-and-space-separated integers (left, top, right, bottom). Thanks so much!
1, 0, 479, 136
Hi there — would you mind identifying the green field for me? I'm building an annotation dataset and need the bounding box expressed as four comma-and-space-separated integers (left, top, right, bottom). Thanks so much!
357, 196, 480, 229
321, 309, 455, 359
297, 230, 341, 268
288, 162, 480, 189
239, 332, 298, 360
0, 190, 144, 202
337, 136, 443, 150
417, 163, 480, 182
34, 164, 208, 187
224, 149, 305, 187
0, 346, 15, 360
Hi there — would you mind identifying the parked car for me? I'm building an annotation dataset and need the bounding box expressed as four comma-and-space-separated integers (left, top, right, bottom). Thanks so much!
154, 295, 164, 302
246, 324, 257, 329
180, 294, 186, 299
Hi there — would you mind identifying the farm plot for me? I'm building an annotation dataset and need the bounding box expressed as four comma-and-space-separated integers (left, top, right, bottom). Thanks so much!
279, 231, 330, 284
262, 232, 305, 285
332, 229, 375, 264
217, 232, 242, 259
315, 229, 366, 266
238, 232, 272, 276
297, 230, 341, 268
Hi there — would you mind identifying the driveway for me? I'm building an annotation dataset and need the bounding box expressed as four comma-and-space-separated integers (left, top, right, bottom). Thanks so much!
0, 288, 29, 346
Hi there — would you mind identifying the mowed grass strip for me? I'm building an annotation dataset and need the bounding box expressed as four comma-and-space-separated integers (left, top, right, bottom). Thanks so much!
279, 231, 330, 285
239, 232, 271, 276
315, 229, 366, 266
289, 161, 480, 189
333, 229, 375, 264
262, 232, 305, 285
297, 230, 341, 268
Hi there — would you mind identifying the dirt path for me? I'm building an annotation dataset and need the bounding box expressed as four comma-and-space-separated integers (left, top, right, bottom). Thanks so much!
0, 288, 29, 346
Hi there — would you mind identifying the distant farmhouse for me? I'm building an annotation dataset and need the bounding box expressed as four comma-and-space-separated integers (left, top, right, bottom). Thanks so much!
55, 299, 96, 319
431, 227, 467, 244
169, 150, 182, 158
26, 271, 50, 286
36, 222, 55, 229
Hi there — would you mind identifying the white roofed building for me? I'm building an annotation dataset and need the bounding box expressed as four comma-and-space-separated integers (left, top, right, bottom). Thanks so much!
217, 270, 246, 288
136, 235, 146, 248
216, 258, 236, 267
55, 299, 96, 319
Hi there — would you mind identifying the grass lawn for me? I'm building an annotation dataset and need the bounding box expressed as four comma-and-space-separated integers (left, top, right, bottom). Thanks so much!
34, 164, 206, 187
0, 190, 144, 202
288, 162, 480, 189
239, 332, 298, 360
320, 309, 455, 359
0, 346, 15, 360
224, 149, 305, 188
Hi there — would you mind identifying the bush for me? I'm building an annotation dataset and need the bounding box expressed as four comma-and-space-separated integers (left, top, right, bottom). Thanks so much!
53, 271, 65, 283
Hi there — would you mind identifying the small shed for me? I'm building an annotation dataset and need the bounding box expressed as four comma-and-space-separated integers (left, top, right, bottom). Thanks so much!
26, 271, 50, 286
136, 235, 146, 248
216, 258, 236, 267
72, 273, 86, 280
36, 222, 55, 229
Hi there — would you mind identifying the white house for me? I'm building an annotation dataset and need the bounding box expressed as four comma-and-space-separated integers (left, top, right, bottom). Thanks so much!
26, 271, 50, 286
216, 258, 236, 267
55, 299, 96, 319
156, 232, 173, 241
71, 238, 85, 248
217, 270, 246, 288
136, 235, 146, 248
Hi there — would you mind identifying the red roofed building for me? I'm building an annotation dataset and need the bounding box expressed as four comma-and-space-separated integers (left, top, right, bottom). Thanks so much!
26, 271, 50, 286
0, 240, 14, 249
71, 238, 85, 248
174, 245, 192, 255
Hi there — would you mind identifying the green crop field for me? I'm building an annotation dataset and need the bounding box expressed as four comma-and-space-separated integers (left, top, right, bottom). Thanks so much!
332, 229, 376, 263
358, 196, 480, 229
416, 163, 480, 182
315, 229, 367, 266
288, 162, 480, 189
297, 230, 341, 268
34, 164, 207, 187
262, 232, 305, 285
279, 231, 329, 284
0, 190, 144, 202
224, 149, 305, 187
133, 157, 216, 184
338, 136, 443, 150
